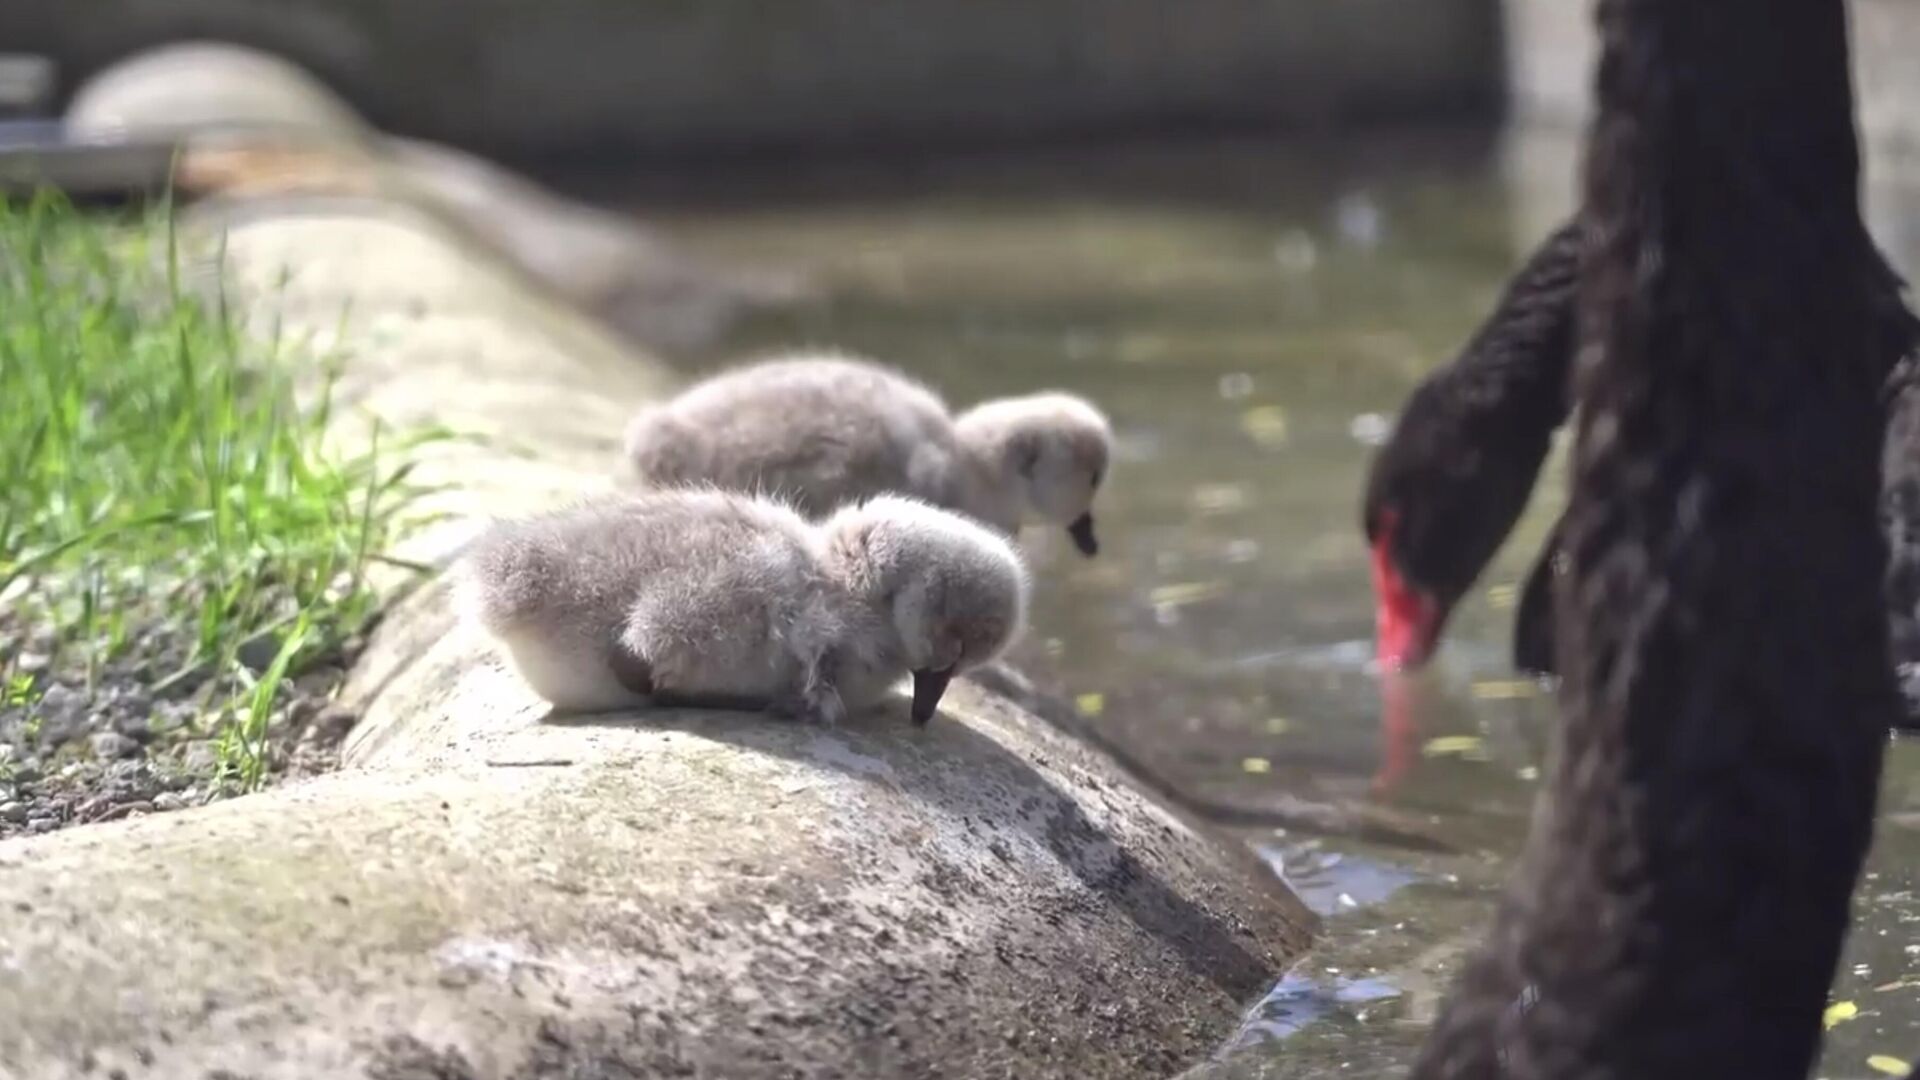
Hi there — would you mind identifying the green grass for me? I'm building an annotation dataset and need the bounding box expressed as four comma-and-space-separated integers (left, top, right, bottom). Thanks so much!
0, 193, 440, 790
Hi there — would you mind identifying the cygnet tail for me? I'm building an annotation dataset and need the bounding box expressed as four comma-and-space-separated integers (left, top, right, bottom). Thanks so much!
455, 528, 563, 636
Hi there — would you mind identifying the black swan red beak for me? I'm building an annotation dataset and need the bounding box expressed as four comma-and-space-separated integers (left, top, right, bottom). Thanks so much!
1369, 530, 1441, 669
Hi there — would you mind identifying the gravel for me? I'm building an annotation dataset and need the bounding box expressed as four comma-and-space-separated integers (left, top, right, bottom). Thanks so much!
0, 612, 364, 840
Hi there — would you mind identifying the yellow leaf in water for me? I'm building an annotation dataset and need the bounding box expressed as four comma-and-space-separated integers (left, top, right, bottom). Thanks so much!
1116, 336, 1170, 364
1192, 484, 1250, 515
1869, 1055, 1911, 1076
1422, 735, 1489, 760
1471, 679, 1540, 701
1150, 581, 1227, 608
1487, 583, 1518, 610
1075, 693, 1106, 718
1264, 717, 1292, 736
1241, 757, 1273, 775
1824, 1001, 1860, 1029
1240, 405, 1289, 447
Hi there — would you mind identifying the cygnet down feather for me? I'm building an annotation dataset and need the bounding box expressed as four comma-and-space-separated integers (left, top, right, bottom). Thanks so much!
458, 489, 1029, 725
623, 351, 1112, 555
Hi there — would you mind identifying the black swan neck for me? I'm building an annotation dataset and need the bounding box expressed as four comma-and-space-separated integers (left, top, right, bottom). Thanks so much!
1451, 220, 1582, 423
1584, 0, 1868, 350
1411, 0, 1894, 1076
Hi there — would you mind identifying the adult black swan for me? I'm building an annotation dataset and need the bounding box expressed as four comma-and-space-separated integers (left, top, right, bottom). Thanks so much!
1407, 0, 1899, 1077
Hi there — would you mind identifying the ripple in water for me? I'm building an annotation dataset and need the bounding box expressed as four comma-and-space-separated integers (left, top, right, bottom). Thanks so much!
1255, 841, 1422, 917
1214, 970, 1404, 1054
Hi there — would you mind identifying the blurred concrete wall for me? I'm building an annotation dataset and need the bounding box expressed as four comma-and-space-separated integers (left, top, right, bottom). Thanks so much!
2, 0, 1501, 160
1503, 0, 1920, 158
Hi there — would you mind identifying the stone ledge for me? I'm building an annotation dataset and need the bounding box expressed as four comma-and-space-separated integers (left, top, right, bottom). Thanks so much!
0, 53, 1314, 1080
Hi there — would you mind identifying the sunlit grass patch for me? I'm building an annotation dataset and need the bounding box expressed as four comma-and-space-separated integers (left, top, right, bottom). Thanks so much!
0, 192, 440, 793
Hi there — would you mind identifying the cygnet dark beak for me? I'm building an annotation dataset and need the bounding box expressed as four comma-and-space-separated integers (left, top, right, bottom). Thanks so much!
1067, 512, 1099, 556
911, 666, 957, 725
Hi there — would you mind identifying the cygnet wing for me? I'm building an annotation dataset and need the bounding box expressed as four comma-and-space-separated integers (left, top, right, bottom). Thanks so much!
654, 360, 959, 514
615, 495, 831, 700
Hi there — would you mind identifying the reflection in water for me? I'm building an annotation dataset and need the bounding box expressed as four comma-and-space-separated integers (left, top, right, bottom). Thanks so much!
1227, 638, 1375, 674
1373, 671, 1422, 798
1257, 841, 1421, 917
573, 131, 1920, 1078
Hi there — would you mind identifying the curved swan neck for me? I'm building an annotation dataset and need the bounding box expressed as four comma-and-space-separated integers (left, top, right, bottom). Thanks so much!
1453, 218, 1583, 425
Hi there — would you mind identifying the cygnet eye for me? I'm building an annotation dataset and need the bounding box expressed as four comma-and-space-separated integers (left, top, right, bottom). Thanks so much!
1090, 467, 1104, 489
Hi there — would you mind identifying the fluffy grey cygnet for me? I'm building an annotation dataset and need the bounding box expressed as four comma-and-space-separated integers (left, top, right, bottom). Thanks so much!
623, 352, 1113, 556
457, 489, 1029, 725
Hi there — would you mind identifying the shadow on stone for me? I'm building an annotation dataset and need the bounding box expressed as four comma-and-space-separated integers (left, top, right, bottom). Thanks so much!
548, 701, 1278, 1002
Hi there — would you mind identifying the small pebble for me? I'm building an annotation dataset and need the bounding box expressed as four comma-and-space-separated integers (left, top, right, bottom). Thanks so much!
153, 791, 190, 812
0, 801, 25, 824
181, 741, 220, 773
89, 732, 140, 760
308, 705, 358, 746
149, 703, 194, 735
289, 696, 323, 725
26, 817, 58, 833
33, 686, 87, 743
113, 687, 153, 715
237, 634, 280, 674
37, 684, 80, 713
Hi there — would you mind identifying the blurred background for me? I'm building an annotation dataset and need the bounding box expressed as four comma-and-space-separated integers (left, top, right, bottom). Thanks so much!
10, 2, 1920, 1075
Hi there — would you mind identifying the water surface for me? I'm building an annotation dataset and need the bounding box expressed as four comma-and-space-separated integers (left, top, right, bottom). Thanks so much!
575, 131, 1920, 1079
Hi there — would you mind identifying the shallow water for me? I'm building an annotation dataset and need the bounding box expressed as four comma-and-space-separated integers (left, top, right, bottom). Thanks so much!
575, 131, 1920, 1079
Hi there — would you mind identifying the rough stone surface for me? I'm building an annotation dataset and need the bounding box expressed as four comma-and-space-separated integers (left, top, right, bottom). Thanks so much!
0, 672, 1311, 1079
5, 0, 1498, 158
0, 114, 1313, 1080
